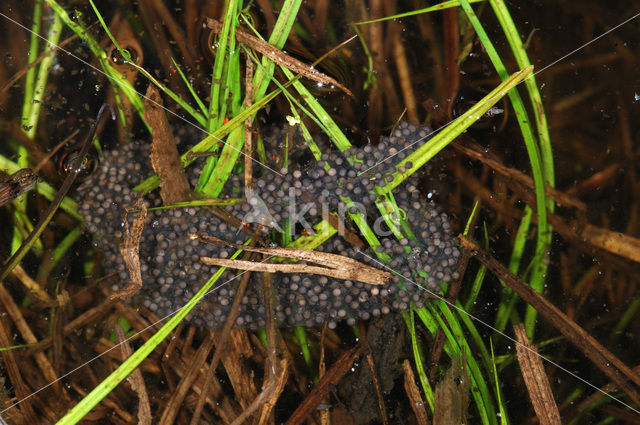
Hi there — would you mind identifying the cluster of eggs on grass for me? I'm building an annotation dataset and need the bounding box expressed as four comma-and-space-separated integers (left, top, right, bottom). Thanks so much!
78, 122, 460, 329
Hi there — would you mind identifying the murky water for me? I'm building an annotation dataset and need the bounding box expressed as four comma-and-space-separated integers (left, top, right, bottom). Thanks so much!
0, 0, 639, 423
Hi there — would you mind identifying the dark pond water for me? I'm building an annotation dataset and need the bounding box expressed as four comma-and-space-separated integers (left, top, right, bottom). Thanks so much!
0, 0, 639, 423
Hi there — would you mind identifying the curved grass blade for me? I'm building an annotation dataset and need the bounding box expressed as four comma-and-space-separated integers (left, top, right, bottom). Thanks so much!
419, 303, 497, 425
46, 0, 148, 131
457, 0, 551, 337
352, 0, 484, 25
377, 65, 533, 194
486, 0, 555, 336
403, 310, 435, 412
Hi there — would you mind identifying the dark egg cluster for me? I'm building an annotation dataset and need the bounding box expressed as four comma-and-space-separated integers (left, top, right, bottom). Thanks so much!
78, 122, 460, 329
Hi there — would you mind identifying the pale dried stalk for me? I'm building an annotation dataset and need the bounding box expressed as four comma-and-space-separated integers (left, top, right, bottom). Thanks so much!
198, 235, 391, 285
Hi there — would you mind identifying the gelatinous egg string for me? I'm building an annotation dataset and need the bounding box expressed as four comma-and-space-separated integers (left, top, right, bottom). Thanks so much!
79, 121, 461, 329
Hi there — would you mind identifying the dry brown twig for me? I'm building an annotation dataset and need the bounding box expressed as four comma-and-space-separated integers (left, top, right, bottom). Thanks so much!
365, 351, 388, 425
0, 317, 38, 423
459, 234, 640, 408
114, 324, 152, 425
206, 18, 353, 96
402, 360, 429, 425
225, 271, 287, 425
158, 331, 218, 425
7, 264, 56, 306
244, 53, 255, 193
578, 223, 640, 264
514, 324, 562, 425
285, 344, 365, 425
110, 198, 147, 301
198, 234, 392, 285
0, 284, 60, 388
452, 141, 587, 211
189, 249, 259, 425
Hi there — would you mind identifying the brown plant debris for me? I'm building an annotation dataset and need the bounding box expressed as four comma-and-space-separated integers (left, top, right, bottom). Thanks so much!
402, 360, 429, 425
452, 141, 587, 211
189, 252, 257, 425
255, 358, 290, 425
578, 223, 640, 264
114, 324, 151, 425
198, 235, 392, 285
110, 198, 147, 300
433, 356, 469, 425
285, 344, 365, 425
514, 323, 561, 425
365, 351, 388, 425
0, 168, 37, 208
459, 234, 640, 408
158, 331, 218, 425
206, 18, 353, 96
0, 318, 37, 423
144, 85, 191, 204
8, 264, 56, 306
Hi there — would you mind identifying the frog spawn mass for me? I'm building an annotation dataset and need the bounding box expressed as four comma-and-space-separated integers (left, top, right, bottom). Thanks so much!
79, 122, 460, 329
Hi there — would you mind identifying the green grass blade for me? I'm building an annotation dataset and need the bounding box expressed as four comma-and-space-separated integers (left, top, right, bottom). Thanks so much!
404, 310, 435, 413
464, 262, 486, 312
171, 57, 208, 119
133, 81, 285, 193
489, 340, 509, 424
288, 108, 322, 161
279, 67, 352, 152
422, 302, 496, 425
21, 0, 43, 127
286, 220, 337, 250
38, 226, 83, 280
206, 0, 240, 130
46, 0, 149, 131
458, 0, 549, 338
22, 12, 62, 140
250, 0, 304, 101
12, 0, 47, 253
352, 0, 484, 25
241, 17, 353, 153
488, 0, 554, 192
494, 206, 532, 332
377, 66, 533, 194
455, 301, 494, 377
486, 0, 555, 337
612, 295, 640, 338
294, 326, 314, 372
197, 126, 244, 197
88, 0, 131, 62
132, 62, 207, 127
197, 5, 244, 195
